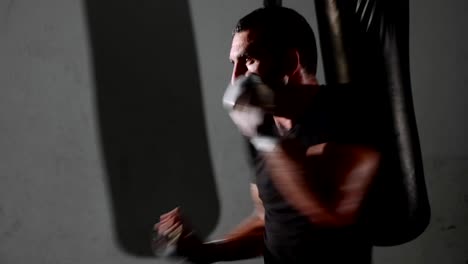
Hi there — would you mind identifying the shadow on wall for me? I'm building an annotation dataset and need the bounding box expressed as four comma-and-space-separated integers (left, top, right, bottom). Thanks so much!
83, 0, 220, 256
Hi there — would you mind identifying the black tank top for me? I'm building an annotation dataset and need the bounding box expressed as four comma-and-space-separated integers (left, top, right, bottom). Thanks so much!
246, 84, 382, 263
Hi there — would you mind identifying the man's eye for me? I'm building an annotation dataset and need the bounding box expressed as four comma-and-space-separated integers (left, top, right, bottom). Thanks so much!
245, 57, 255, 64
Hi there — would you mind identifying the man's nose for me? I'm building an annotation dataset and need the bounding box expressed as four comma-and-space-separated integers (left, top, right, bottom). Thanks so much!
231, 63, 248, 84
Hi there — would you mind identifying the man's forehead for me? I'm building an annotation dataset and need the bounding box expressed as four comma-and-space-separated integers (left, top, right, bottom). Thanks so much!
233, 30, 255, 42
230, 30, 259, 59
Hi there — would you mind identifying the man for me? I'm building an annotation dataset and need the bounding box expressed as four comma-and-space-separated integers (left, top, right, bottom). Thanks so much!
155, 6, 381, 263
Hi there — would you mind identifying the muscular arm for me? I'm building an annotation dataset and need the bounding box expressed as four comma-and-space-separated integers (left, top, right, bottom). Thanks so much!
197, 184, 265, 263
263, 138, 380, 228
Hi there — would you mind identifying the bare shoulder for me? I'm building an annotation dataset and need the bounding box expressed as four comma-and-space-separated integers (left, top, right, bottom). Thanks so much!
307, 142, 380, 162
306, 142, 381, 183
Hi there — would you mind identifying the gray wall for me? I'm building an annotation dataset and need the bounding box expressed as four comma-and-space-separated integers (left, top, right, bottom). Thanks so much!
1, 0, 467, 264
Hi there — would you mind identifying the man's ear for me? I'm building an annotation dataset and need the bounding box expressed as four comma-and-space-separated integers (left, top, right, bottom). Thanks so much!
283, 48, 301, 77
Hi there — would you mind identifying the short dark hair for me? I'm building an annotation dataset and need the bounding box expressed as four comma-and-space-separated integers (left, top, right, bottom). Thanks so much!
234, 7, 317, 75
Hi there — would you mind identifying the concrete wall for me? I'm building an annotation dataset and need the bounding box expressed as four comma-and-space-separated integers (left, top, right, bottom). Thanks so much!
1, 0, 467, 263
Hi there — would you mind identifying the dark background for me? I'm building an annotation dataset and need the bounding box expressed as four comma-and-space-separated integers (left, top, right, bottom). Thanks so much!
0, 0, 467, 263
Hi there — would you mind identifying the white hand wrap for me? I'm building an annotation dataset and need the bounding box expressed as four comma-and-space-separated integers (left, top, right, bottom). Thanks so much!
250, 136, 280, 152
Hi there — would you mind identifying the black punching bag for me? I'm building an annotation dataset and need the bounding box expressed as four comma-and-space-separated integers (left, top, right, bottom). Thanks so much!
314, 0, 430, 246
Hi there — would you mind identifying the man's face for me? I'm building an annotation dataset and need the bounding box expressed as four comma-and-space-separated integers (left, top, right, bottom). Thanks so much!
229, 30, 285, 87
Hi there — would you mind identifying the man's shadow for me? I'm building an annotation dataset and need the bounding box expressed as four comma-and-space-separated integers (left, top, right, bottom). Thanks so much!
83, 0, 219, 256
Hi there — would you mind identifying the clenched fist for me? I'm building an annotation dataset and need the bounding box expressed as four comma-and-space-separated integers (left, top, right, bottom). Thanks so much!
152, 208, 211, 263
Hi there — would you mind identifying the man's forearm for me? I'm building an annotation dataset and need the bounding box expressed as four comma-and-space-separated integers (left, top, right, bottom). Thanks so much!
261, 137, 379, 228
263, 137, 377, 227
198, 215, 264, 263
203, 233, 264, 262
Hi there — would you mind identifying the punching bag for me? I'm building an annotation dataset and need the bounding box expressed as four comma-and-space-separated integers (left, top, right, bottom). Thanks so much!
314, 0, 430, 246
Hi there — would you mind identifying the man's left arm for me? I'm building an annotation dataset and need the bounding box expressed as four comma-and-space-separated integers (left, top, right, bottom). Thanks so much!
262, 138, 380, 228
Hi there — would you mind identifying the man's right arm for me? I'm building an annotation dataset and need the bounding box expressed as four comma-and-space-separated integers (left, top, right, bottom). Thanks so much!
198, 183, 265, 263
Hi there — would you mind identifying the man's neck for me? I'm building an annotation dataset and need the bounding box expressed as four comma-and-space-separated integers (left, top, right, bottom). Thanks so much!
272, 72, 320, 131
274, 84, 320, 120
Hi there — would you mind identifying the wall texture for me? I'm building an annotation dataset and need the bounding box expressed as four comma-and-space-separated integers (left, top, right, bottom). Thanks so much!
1, 0, 467, 263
